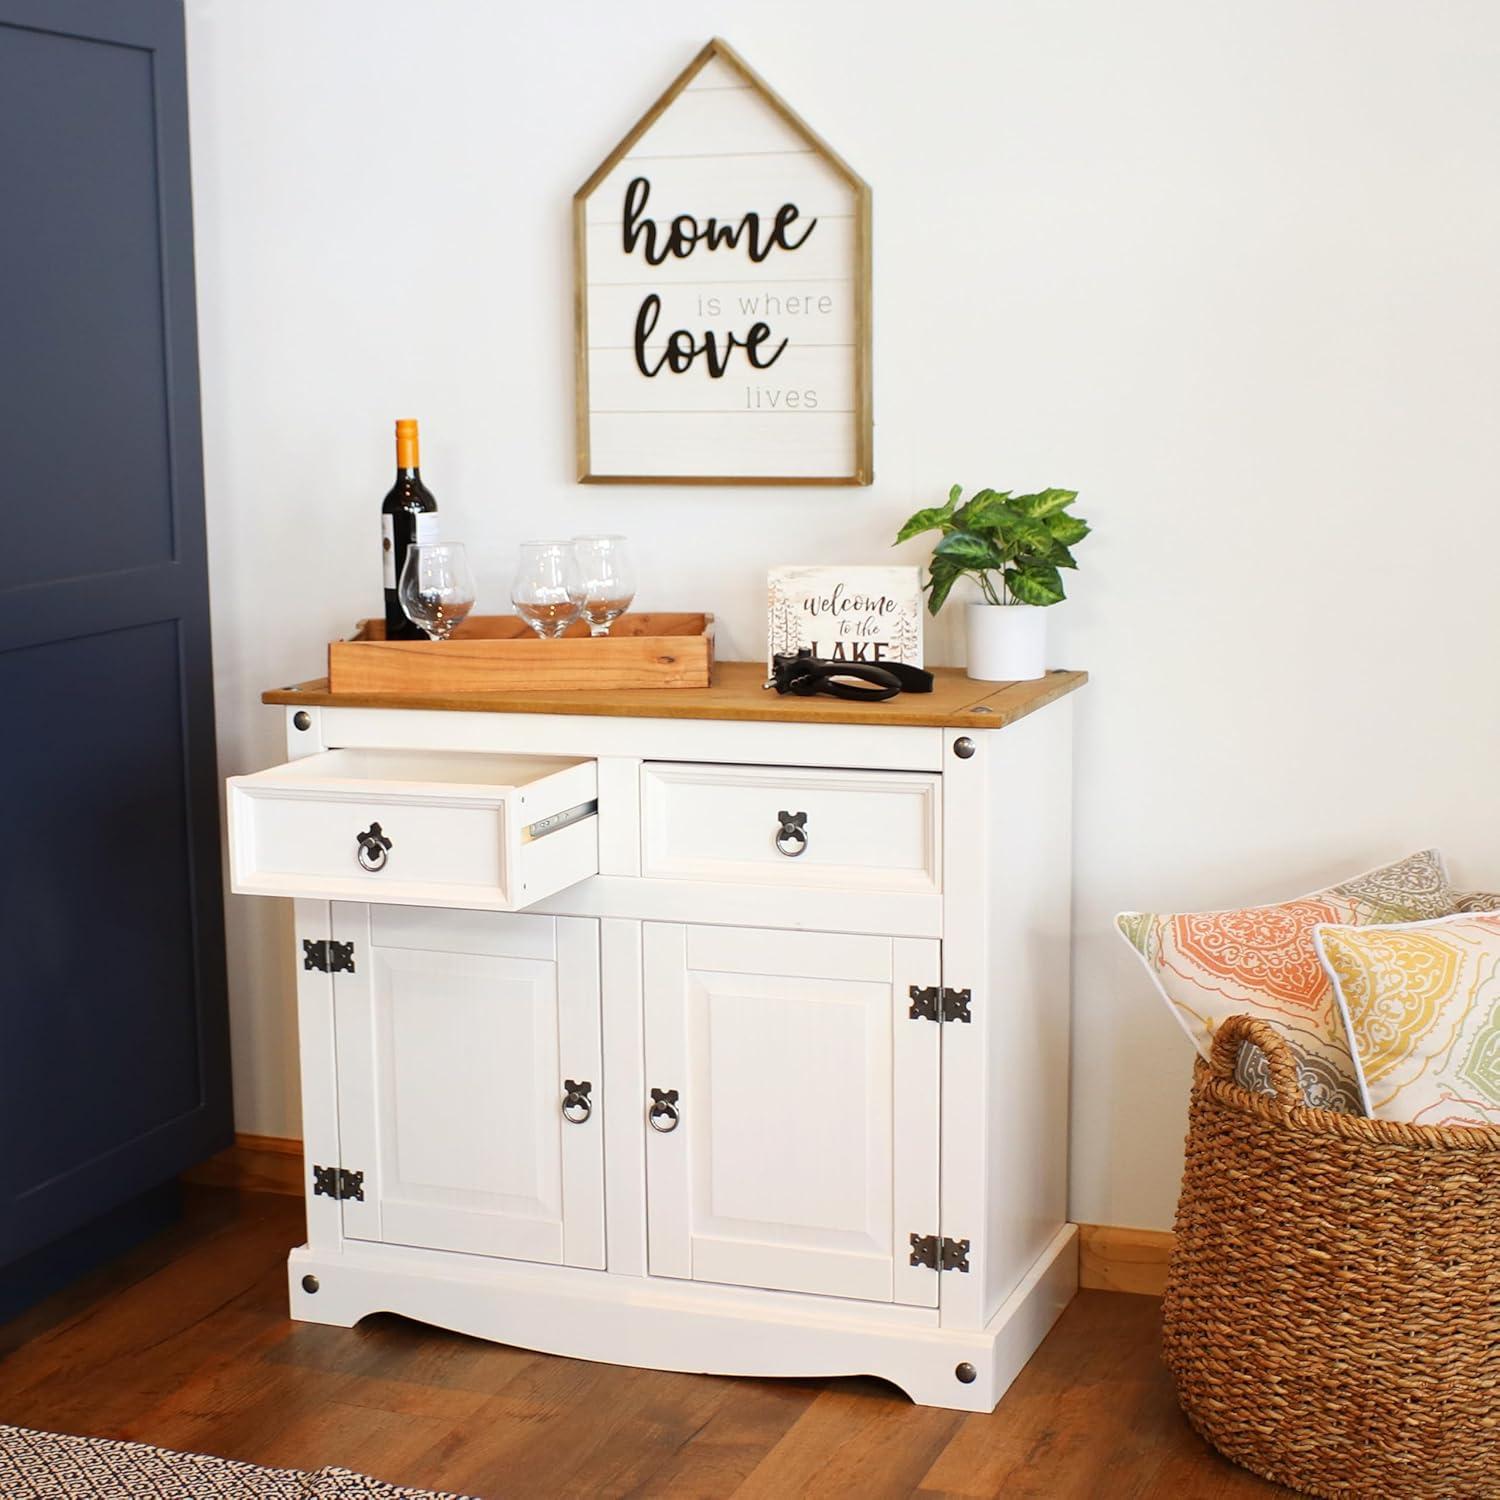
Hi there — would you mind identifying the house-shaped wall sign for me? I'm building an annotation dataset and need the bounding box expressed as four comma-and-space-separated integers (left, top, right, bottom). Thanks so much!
574, 38, 872, 486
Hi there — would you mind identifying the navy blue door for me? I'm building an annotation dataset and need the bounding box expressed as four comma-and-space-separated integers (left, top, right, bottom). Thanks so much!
0, 0, 231, 1275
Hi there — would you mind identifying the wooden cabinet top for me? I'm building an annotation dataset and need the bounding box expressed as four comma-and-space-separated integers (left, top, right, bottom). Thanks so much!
264, 660, 1086, 731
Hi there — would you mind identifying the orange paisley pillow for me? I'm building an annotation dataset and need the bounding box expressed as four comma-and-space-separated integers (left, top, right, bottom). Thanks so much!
1117, 850, 1457, 1113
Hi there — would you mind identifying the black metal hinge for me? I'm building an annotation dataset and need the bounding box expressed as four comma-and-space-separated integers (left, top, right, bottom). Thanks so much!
909, 1233, 971, 1273
312, 1164, 365, 1201
303, 939, 355, 974
908, 985, 972, 1024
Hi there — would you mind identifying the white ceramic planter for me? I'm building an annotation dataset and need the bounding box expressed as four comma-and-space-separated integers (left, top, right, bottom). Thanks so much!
966, 602, 1047, 682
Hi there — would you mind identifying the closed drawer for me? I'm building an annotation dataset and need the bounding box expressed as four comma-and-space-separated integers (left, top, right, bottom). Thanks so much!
641, 762, 940, 892
228, 749, 598, 910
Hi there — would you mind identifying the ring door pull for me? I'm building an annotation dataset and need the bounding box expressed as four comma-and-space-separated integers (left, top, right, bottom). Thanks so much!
648, 1087, 680, 1133
355, 821, 392, 872
774, 810, 808, 858
561, 1079, 592, 1125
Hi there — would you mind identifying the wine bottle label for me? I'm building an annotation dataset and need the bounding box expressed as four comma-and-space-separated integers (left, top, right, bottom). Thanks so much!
414, 511, 440, 546
381, 515, 397, 588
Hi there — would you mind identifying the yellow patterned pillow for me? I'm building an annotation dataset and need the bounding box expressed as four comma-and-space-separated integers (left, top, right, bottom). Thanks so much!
1116, 850, 1457, 1113
1316, 912, 1500, 1127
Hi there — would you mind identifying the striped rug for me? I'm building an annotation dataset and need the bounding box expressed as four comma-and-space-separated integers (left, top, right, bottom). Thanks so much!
0, 1424, 477, 1500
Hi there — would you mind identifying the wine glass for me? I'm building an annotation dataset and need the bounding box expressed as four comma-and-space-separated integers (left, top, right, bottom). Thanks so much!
573, 534, 636, 636
398, 543, 476, 642
511, 540, 585, 639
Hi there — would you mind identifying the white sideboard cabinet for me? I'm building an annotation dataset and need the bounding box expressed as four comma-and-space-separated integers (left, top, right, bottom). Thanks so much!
231, 662, 1085, 1412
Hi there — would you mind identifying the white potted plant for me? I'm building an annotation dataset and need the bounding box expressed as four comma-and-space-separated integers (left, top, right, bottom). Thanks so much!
894, 484, 1089, 681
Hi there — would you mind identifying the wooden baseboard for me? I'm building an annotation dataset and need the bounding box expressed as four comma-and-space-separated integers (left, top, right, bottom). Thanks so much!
234, 1131, 304, 1156
182, 1133, 305, 1196
1076, 1223, 1174, 1296
186, 1143, 1178, 1296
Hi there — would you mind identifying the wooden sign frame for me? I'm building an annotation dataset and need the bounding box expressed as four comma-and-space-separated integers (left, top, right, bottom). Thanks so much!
573, 38, 873, 486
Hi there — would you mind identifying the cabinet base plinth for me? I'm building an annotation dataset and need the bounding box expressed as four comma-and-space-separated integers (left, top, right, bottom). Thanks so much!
287, 1224, 1077, 1413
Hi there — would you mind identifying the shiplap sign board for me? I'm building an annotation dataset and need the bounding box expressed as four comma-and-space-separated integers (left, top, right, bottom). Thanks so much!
574, 39, 872, 485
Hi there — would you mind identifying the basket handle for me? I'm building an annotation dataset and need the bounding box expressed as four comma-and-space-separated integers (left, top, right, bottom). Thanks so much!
1208, 1014, 1301, 1106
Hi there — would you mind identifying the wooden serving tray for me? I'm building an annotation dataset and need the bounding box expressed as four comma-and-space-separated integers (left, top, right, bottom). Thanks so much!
328, 612, 714, 694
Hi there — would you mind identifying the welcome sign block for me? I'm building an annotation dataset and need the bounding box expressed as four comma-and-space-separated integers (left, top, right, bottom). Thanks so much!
767, 567, 924, 670
574, 39, 872, 485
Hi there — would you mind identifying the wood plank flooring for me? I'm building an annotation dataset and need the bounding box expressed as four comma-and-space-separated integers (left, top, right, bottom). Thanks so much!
0, 1187, 1292, 1499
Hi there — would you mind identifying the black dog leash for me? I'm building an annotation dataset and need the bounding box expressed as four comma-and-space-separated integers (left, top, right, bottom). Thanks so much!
768, 649, 934, 702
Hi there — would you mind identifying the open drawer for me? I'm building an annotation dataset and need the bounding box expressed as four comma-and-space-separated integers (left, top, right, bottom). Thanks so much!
227, 749, 598, 911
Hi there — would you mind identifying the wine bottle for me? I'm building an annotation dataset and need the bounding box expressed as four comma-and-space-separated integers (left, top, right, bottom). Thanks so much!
381, 419, 439, 640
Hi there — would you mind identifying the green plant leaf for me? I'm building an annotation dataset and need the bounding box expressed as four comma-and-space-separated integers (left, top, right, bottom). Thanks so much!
964, 497, 1055, 554
1007, 560, 1066, 606
967, 508, 1047, 552
925, 557, 962, 616
1014, 488, 1078, 519
933, 530, 1002, 570
922, 553, 959, 589
894, 485, 969, 544
950, 487, 984, 528
893, 504, 955, 545
1045, 512, 1090, 546
1010, 515, 1056, 550
1048, 543, 1078, 570
955, 489, 1013, 532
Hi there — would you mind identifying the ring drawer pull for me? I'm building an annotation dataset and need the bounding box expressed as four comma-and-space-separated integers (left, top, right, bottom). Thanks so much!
648, 1087, 680, 1133
355, 821, 392, 872
562, 1079, 592, 1124
774, 810, 808, 858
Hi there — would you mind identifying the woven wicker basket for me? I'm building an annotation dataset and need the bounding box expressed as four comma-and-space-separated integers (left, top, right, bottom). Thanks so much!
1163, 1014, 1500, 1500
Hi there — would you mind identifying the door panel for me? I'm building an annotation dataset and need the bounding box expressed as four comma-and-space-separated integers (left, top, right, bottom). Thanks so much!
5, 624, 203, 1191
0, 0, 229, 1270
644, 923, 939, 1305
333, 905, 604, 1269
1, 10, 176, 589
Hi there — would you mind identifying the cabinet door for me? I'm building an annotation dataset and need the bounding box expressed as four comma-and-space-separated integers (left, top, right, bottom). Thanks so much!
332, 904, 604, 1268
643, 924, 939, 1306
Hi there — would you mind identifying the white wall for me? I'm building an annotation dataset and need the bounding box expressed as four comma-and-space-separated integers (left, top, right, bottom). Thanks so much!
185, 0, 1500, 1230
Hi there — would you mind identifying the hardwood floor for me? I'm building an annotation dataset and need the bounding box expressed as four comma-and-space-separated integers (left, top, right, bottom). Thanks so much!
0, 1187, 1292, 1499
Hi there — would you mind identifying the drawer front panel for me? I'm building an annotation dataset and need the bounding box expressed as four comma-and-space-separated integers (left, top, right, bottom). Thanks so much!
227, 748, 598, 910
641, 762, 940, 893
245, 792, 505, 892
